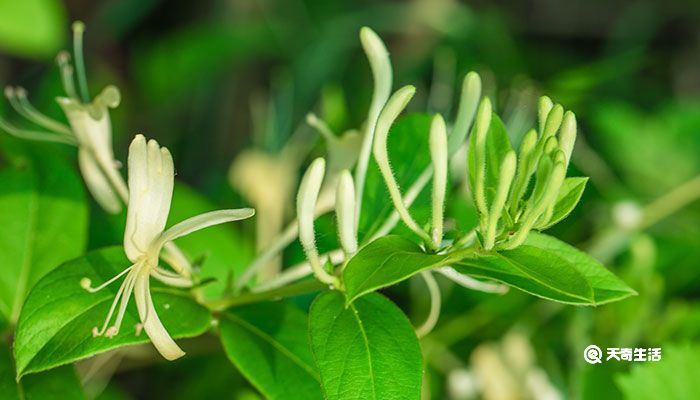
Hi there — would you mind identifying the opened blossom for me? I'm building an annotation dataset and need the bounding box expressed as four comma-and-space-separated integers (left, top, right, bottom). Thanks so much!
82, 134, 254, 360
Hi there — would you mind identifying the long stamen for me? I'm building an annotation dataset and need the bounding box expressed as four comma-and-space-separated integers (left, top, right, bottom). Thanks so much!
306, 113, 336, 143
81, 265, 135, 293
9, 87, 73, 135
72, 21, 90, 103
56, 51, 80, 100
0, 116, 77, 145
108, 270, 138, 338
92, 272, 131, 337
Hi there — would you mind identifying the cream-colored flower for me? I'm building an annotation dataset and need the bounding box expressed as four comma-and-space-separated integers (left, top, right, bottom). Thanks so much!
82, 135, 254, 360
57, 85, 127, 213
0, 22, 127, 214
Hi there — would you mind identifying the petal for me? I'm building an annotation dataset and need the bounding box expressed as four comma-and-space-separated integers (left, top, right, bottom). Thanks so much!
57, 97, 114, 164
133, 271, 185, 360
78, 148, 122, 214
124, 135, 174, 261
154, 209, 255, 251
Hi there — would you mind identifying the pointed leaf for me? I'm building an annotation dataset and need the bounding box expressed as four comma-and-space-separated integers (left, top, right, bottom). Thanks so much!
309, 291, 423, 400
342, 235, 451, 304
0, 147, 87, 322
540, 177, 588, 229
1, 343, 84, 399
454, 233, 635, 305
523, 232, 637, 304
219, 301, 322, 400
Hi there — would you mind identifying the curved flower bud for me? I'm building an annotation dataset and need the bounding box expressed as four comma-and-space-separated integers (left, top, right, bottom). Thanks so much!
355, 27, 393, 227
335, 170, 358, 254
448, 72, 481, 155
471, 98, 492, 217
559, 111, 577, 166
508, 129, 538, 214
429, 114, 448, 246
373, 86, 433, 245
297, 158, 339, 286
484, 151, 516, 249
537, 96, 554, 134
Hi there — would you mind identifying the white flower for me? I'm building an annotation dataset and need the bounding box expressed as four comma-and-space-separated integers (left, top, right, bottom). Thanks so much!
57, 85, 127, 213
82, 134, 254, 360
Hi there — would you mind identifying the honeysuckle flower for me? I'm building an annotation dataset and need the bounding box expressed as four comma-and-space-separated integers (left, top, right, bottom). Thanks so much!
82, 135, 254, 360
0, 22, 127, 214
57, 84, 127, 213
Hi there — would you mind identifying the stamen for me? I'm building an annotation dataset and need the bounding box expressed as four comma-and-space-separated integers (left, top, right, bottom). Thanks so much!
306, 113, 335, 143
12, 87, 73, 135
80, 265, 134, 293
0, 116, 77, 145
72, 21, 90, 102
92, 271, 131, 337
56, 51, 80, 100
108, 271, 138, 338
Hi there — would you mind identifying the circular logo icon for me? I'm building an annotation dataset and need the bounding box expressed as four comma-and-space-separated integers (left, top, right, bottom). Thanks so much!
584, 345, 603, 364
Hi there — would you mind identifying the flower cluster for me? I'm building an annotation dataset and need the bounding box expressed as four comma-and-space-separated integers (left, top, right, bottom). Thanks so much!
468, 96, 577, 250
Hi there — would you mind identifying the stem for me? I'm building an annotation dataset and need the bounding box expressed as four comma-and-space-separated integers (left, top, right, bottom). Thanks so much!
252, 248, 345, 292
416, 271, 441, 337
208, 280, 326, 311
639, 174, 700, 229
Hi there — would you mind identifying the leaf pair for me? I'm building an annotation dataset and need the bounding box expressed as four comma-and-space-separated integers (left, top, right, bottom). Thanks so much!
341, 233, 636, 306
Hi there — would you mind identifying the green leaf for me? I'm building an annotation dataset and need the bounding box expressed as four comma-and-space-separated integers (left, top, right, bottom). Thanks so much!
167, 183, 255, 298
359, 113, 432, 241
13, 247, 212, 379
309, 291, 423, 400
1, 343, 84, 399
0, 148, 87, 323
523, 232, 637, 304
616, 342, 700, 400
0, 0, 66, 58
455, 233, 635, 305
468, 113, 513, 205
540, 177, 588, 229
219, 301, 322, 400
342, 235, 451, 304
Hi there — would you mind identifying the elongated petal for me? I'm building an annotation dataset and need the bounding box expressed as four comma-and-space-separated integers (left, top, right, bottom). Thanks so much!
124, 135, 174, 261
78, 148, 122, 214
133, 271, 185, 360
154, 209, 255, 251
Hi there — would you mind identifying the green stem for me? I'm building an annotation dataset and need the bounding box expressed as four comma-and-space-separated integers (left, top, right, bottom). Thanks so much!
208, 280, 326, 311
640, 174, 700, 229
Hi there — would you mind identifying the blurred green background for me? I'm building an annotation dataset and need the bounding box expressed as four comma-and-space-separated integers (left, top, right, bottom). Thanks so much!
1, 0, 700, 399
